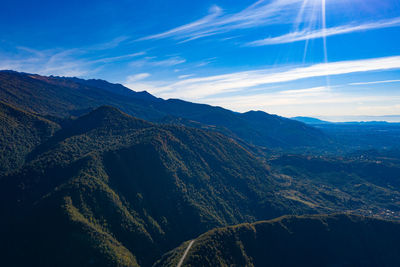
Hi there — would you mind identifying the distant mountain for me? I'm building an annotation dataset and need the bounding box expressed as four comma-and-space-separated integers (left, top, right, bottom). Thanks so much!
0, 106, 314, 266
342, 121, 393, 125
291, 115, 400, 152
0, 70, 330, 150
323, 115, 400, 123
292, 116, 332, 124
293, 116, 398, 125
156, 214, 400, 266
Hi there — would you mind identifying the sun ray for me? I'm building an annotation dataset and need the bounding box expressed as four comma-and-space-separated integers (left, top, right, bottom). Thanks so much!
322, 0, 328, 64
294, 0, 310, 32
321, 0, 331, 88
302, 0, 318, 62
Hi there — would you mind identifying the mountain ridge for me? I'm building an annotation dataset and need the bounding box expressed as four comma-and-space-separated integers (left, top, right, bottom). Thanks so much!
0, 70, 330, 150
156, 214, 400, 267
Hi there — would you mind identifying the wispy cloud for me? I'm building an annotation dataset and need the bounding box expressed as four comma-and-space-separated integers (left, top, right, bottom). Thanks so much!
0, 48, 91, 77
146, 55, 400, 99
247, 17, 400, 46
151, 57, 186, 66
196, 57, 217, 67
126, 73, 151, 82
0, 41, 146, 77
130, 56, 186, 67
350, 79, 400, 86
202, 90, 400, 116
91, 52, 146, 63
139, 5, 223, 41
138, 0, 400, 48
279, 86, 329, 95
139, 0, 304, 42
123, 55, 400, 117
178, 74, 194, 79
88, 36, 130, 50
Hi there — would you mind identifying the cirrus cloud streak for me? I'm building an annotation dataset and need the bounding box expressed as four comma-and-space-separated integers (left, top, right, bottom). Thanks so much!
247, 17, 400, 46
139, 55, 400, 100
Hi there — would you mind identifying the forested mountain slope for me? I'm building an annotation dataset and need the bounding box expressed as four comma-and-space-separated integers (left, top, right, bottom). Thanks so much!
0, 101, 59, 174
0, 106, 312, 266
156, 214, 400, 267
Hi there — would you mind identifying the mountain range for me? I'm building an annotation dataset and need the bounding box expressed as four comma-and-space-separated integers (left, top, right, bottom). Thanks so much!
0, 104, 315, 266
1, 70, 400, 266
0, 70, 330, 150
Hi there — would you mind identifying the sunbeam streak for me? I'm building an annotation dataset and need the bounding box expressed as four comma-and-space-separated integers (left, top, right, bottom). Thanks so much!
295, 0, 310, 31
302, 0, 318, 62
322, 0, 328, 64
321, 0, 331, 88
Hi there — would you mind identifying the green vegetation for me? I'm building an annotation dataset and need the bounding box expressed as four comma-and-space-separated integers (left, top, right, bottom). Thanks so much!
0, 106, 313, 266
0, 101, 59, 174
268, 154, 400, 219
156, 214, 400, 266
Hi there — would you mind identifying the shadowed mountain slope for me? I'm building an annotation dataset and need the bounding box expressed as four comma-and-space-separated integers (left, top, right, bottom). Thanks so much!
156, 214, 400, 267
0, 106, 313, 267
0, 101, 60, 174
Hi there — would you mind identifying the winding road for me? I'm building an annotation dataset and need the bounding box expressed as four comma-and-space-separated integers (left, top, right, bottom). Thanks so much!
176, 240, 195, 267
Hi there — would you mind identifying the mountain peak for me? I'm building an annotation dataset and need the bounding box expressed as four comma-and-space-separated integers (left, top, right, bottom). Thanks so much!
55, 106, 152, 140
76, 105, 152, 129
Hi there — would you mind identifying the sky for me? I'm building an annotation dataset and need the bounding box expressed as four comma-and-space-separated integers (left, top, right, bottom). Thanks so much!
1, 0, 400, 121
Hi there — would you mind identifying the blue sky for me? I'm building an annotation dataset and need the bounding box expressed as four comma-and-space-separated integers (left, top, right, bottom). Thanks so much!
1, 0, 400, 121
